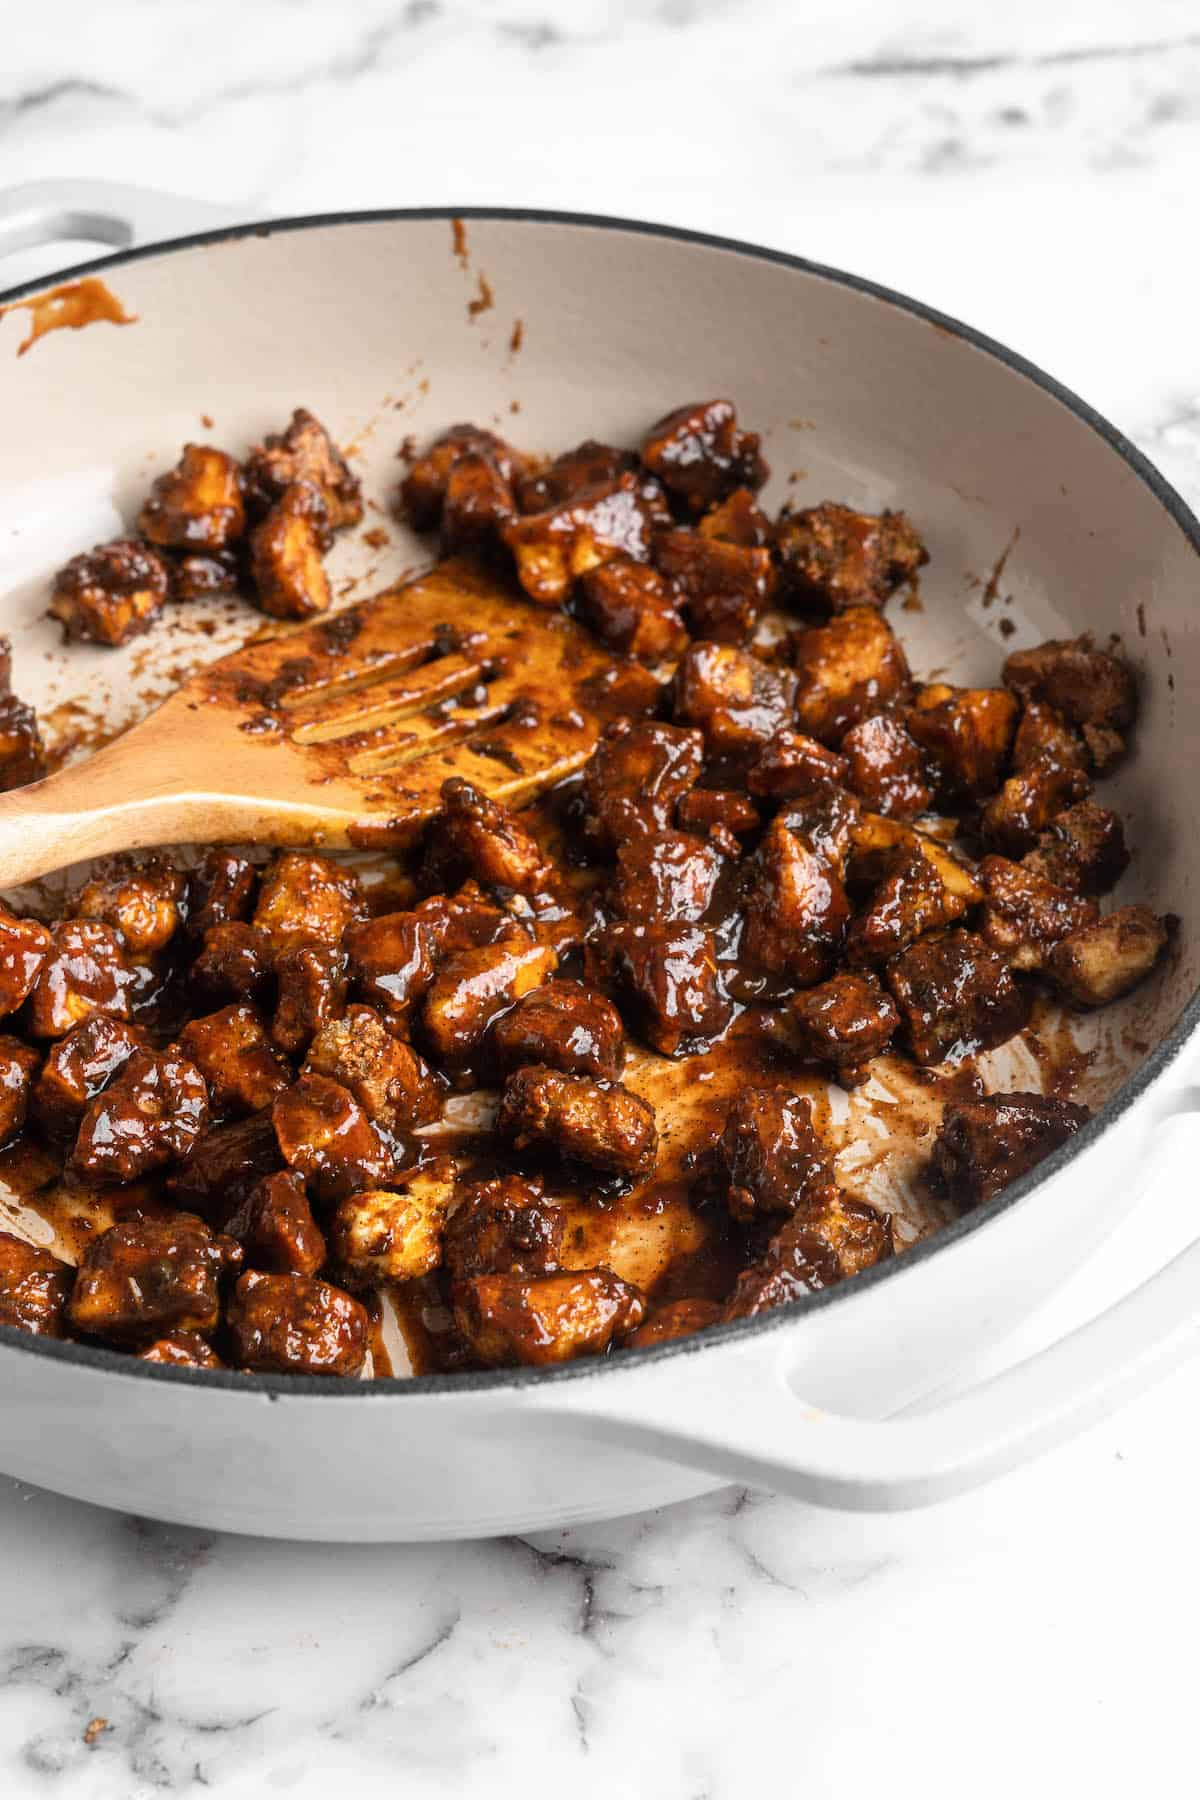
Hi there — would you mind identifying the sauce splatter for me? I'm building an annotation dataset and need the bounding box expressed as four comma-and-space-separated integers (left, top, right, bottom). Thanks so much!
509, 318, 525, 355
981, 526, 1020, 608
468, 272, 494, 320
451, 217, 469, 267
0, 278, 137, 357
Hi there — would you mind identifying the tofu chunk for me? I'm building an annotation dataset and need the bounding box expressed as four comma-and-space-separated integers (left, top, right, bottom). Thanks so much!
1045, 905, 1171, 1007
719, 1086, 840, 1224
253, 851, 366, 952
72, 1047, 210, 1181
227, 1169, 326, 1277
0, 693, 47, 790
138, 1332, 224, 1369
328, 1158, 459, 1283
488, 980, 625, 1081
440, 449, 517, 552
608, 830, 725, 925
886, 929, 1030, 1065
304, 1003, 441, 1129
746, 729, 849, 801
791, 607, 911, 745
453, 1268, 646, 1367
1011, 700, 1089, 777
427, 777, 551, 896
930, 1092, 1091, 1206
518, 440, 636, 513
840, 713, 932, 818
186, 850, 258, 937
138, 444, 246, 551
655, 528, 775, 643
496, 1064, 657, 1177
419, 930, 557, 1064
774, 502, 926, 612
743, 817, 850, 985
68, 1212, 239, 1344
168, 1112, 282, 1229
582, 717, 704, 849
72, 855, 188, 956
846, 838, 981, 966
0, 906, 51, 1017
0, 1036, 40, 1144
401, 424, 527, 532
227, 1269, 368, 1377
443, 1174, 566, 1280
272, 1073, 395, 1204
271, 941, 349, 1055
625, 1298, 723, 1348
977, 856, 1099, 970
1003, 635, 1136, 734
244, 406, 363, 531
0, 1230, 73, 1337
191, 922, 274, 1005
641, 399, 768, 511
769, 969, 900, 1086
906, 683, 1019, 803
504, 474, 656, 605
178, 1004, 292, 1115
589, 921, 732, 1056
27, 921, 134, 1038
49, 539, 170, 647
577, 557, 689, 663
31, 1014, 146, 1139
249, 481, 333, 620
724, 1197, 892, 1317
1023, 801, 1130, 897
674, 641, 797, 755
980, 763, 1091, 858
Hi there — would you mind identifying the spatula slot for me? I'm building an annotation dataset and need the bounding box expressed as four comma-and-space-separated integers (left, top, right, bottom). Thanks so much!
288, 653, 495, 744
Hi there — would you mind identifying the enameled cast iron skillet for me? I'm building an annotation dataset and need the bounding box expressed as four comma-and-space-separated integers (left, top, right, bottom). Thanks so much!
0, 181, 1198, 1541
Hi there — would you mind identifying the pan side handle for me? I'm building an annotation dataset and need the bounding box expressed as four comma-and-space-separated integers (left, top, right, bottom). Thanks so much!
0, 180, 239, 268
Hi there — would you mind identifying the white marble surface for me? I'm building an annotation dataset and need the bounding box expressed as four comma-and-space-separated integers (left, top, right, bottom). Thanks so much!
3, 2, 1200, 1793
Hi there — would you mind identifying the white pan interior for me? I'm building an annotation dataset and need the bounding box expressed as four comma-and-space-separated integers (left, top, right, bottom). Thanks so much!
0, 211, 1195, 1323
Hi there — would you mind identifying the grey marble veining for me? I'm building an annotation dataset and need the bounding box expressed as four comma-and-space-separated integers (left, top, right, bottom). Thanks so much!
2, 2, 1200, 1793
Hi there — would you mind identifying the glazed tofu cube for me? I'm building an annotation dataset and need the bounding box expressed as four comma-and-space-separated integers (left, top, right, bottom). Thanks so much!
419, 931, 557, 1064
72, 1047, 210, 1181
719, 1086, 840, 1223
244, 406, 363, 531
272, 1073, 395, 1204
654, 528, 775, 643
587, 921, 732, 1056
1045, 905, 1171, 1007
488, 980, 625, 1082
774, 501, 926, 613
641, 399, 768, 510
178, 1004, 291, 1115
977, 856, 1099, 971
1011, 700, 1089, 777
770, 969, 900, 1086
840, 714, 931, 819
401, 424, 527, 531
426, 777, 551, 897
167, 550, 239, 603
846, 834, 981, 966
31, 1015, 146, 1138
980, 763, 1091, 858
517, 439, 636, 513
886, 929, 1030, 1065
249, 481, 332, 619
743, 818, 849, 984
0, 694, 47, 790
190, 922, 274, 1004
697, 486, 772, 547
168, 1112, 282, 1229
68, 1212, 239, 1343
675, 789, 761, 839
1024, 801, 1130, 896
582, 718, 704, 849
440, 449, 517, 552
0, 1230, 73, 1337
27, 921, 134, 1038
328, 1157, 459, 1283
443, 1174, 566, 1280
673, 642, 797, 755
304, 1003, 441, 1129
71, 855, 188, 956
625, 1298, 723, 1348
780, 788, 862, 874
186, 850, 258, 936
930, 1092, 1091, 1206
227, 1269, 368, 1376
0, 906, 51, 1018
906, 684, 1019, 803
746, 729, 849, 801
724, 1197, 892, 1317
791, 607, 912, 745
253, 851, 365, 952
0, 1037, 38, 1144
577, 558, 689, 664
48, 539, 170, 646
608, 830, 725, 925
138, 1332, 224, 1369
1003, 636, 1136, 734
226, 1169, 326, 1277
138, 444, 246, 551
345, 889, 507, 1031
496, 1064, 658, 1177
503, 473, 655, 605
271, 941, 349, 1055
453, 1268, 646, 1367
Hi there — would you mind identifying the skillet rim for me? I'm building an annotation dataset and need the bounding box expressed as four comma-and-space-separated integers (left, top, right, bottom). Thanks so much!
1, 203, 1197, 1399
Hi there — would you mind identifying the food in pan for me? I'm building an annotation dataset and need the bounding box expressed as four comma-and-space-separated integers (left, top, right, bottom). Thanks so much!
0, 399, 1173, 1377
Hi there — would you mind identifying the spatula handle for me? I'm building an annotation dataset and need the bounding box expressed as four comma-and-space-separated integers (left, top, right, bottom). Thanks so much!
0, 726, 280, 887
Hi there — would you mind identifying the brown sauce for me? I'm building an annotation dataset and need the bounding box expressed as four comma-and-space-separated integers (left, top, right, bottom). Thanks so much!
0, 278, 137, 357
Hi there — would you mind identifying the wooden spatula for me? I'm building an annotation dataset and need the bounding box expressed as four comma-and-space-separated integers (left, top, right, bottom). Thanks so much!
0, 557, 624, 885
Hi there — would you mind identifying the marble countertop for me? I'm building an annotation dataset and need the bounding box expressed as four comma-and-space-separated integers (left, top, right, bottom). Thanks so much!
3, 1, 1200, 1793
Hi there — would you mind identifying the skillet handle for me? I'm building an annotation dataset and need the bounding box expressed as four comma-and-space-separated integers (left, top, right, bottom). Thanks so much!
0, 180, 237, 265
531, 1084, 1200, 1511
